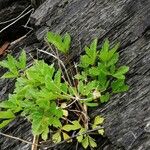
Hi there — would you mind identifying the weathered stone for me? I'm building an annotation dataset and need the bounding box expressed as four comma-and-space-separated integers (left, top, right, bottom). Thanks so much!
0, 0, 150, 150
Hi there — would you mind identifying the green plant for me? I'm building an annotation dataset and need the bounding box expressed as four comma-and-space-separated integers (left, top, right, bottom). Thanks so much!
0, 31, 129, 149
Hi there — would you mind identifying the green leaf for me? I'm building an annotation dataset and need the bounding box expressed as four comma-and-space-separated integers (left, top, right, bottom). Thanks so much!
99, 40, 119, 63
54, 70, 61, 86
41, 126, 49, 141
89, 67, 100, 76
79, 39, 97, 68
17, 50, 26, 69
113, 66, 129, 79
52, 132, 61, 143
7, 55, 18, 73
85, 102, 98, 107
102, 38, 109, 52
107, 53, 119, 67
99, 39, 109, 62
79, 55, 92, 68
32, 111, 43, 135
78, 81, 84, 94
100, 92, 110, 103
94, 116, 104, 125
62, 125, 73, 132
111, 79, 129, 93
107, 42, 119, 61
0, 110, 15, 119
98, 129, 105, 135
74, 72, 87, 81
46, 31, 71, 53
1, 72, 18, 79
98, 71, 109, 91
63, 33, 71, 53
62, 132, 72, 142
89, 136, 97, 148
72, 120, 81, 129
0, 119, 14, 128
62, 121, 81, 131
76, 128, 85, 142
52, 118, 62, 128
0, 60, 9, 68
81, 136, 89, 149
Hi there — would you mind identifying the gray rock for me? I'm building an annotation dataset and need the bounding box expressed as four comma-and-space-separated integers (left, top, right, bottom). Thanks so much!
0, 0, 150, 150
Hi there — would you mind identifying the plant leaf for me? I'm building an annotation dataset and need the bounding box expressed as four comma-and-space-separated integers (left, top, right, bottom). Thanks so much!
89, 136, 97, 148
52, 132, 61, 143
81, 136, 89, 149
94, 116, 104, 125
18, 50, 26, 69
62, 132, 72, 142
0, 110, 15, 119
63, 33, 71, 53
113, 66, 129, 79
100, 92, 110, 103
111, 79, 129, 93
0, 119, 14, 128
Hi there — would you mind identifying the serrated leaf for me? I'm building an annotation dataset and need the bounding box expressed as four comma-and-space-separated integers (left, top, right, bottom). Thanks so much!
0, 101, 16, 109
99, 39, 119, 63
0, 60, 9, 68
62, 110, 68, 117
77, 128, 86, 143
46, 31, 71, 53
0, 119, 14, 128
18, 50, 26, 69
52, 118, 62, 128
100, 92, 110, 103
79, 39, 97, 68
54, 70, 61, 86
116, 66, 129, 74
81, 136, 89, 149
99, 39, 109, 62
32, 111, 43, 135
79, 55, 91, 68
72, 121, 81, 129
62, 121, 81, 131
74, 72, 87, 81
7, 55, 18, 73
102, 38, 109, 52
46, 32, 63, 51
98, 71, 109, 91
89, 136, 97, 148
60, 83, 68, 93
0, 110, 15, 119
111, 79, 129, 93
89, 67, 100, 76
113, 66, 129, 79
98, 129, 105, 135
94, 116, 104, 125
63, 33, 71, 53
1, 72, 18, 79
62, 132, 72, 142
41, 126, 49, 141
78, 81, 84, 94
62, 125, 73, 132
52, 132, 61, 143
107, 53, 119, 67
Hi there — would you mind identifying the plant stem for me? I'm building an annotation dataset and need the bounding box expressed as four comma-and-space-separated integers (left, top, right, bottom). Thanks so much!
0, 132, 39, 147
31, 135, 39, 150
83, 104, 89, 129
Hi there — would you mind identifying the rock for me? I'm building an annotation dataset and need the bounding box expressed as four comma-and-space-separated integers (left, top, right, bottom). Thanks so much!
0, 0, 150, 150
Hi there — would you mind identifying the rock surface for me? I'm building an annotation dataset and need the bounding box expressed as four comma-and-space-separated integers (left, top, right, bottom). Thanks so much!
0, 0, 150, 150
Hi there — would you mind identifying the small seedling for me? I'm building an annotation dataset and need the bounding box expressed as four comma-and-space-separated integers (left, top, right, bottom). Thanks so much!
0, 31, 129, 149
